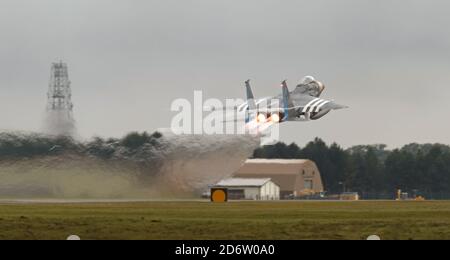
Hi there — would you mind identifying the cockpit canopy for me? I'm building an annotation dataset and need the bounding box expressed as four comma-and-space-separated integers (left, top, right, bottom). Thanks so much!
296, 76, 325, 97
301, 76, 316, 85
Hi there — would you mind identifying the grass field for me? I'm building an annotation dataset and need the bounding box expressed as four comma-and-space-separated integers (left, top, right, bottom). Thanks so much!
0, 200, 450, 240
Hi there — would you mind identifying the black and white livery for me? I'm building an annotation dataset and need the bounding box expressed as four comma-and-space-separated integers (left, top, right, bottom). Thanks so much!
230, 76, 347, 124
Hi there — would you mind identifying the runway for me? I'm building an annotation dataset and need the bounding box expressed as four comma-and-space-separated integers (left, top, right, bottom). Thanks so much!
0, 199, 207, 204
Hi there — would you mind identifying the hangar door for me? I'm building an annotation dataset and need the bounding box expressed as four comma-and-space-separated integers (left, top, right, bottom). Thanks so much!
228, 189, 245, 200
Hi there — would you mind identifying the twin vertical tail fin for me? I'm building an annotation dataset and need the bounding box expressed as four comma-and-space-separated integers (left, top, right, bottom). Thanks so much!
245, 80, 257, 123
245, 80, 256, 110
244, 80, 294, 124
281, 80, 293, 121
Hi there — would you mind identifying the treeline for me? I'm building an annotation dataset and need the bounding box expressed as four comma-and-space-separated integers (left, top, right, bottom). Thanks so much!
0, 131, 163, 160
253, 138, 450, 198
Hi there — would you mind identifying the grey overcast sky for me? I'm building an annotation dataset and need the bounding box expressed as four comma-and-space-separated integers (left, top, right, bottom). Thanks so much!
1, 0, 450, 148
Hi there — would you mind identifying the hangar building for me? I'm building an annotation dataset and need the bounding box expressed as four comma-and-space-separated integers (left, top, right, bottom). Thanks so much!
233, 159, 324, 199
214, 178, 280, 200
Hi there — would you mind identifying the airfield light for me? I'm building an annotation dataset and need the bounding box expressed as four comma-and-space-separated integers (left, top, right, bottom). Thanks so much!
257, 113, 267, 123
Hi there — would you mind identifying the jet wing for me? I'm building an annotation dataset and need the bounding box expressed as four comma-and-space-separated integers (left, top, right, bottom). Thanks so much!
291, 95, 348, 114
319, 101, 348, 111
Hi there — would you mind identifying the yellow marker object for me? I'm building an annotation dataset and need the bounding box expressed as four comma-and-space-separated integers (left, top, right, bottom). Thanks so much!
211, 188, 228, 203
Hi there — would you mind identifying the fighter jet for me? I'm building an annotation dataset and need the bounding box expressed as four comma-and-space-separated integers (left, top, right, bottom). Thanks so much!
232, 76, 348, 124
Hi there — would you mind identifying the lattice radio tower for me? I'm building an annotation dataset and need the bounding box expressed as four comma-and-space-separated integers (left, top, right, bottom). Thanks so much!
45, 61, 76, 136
